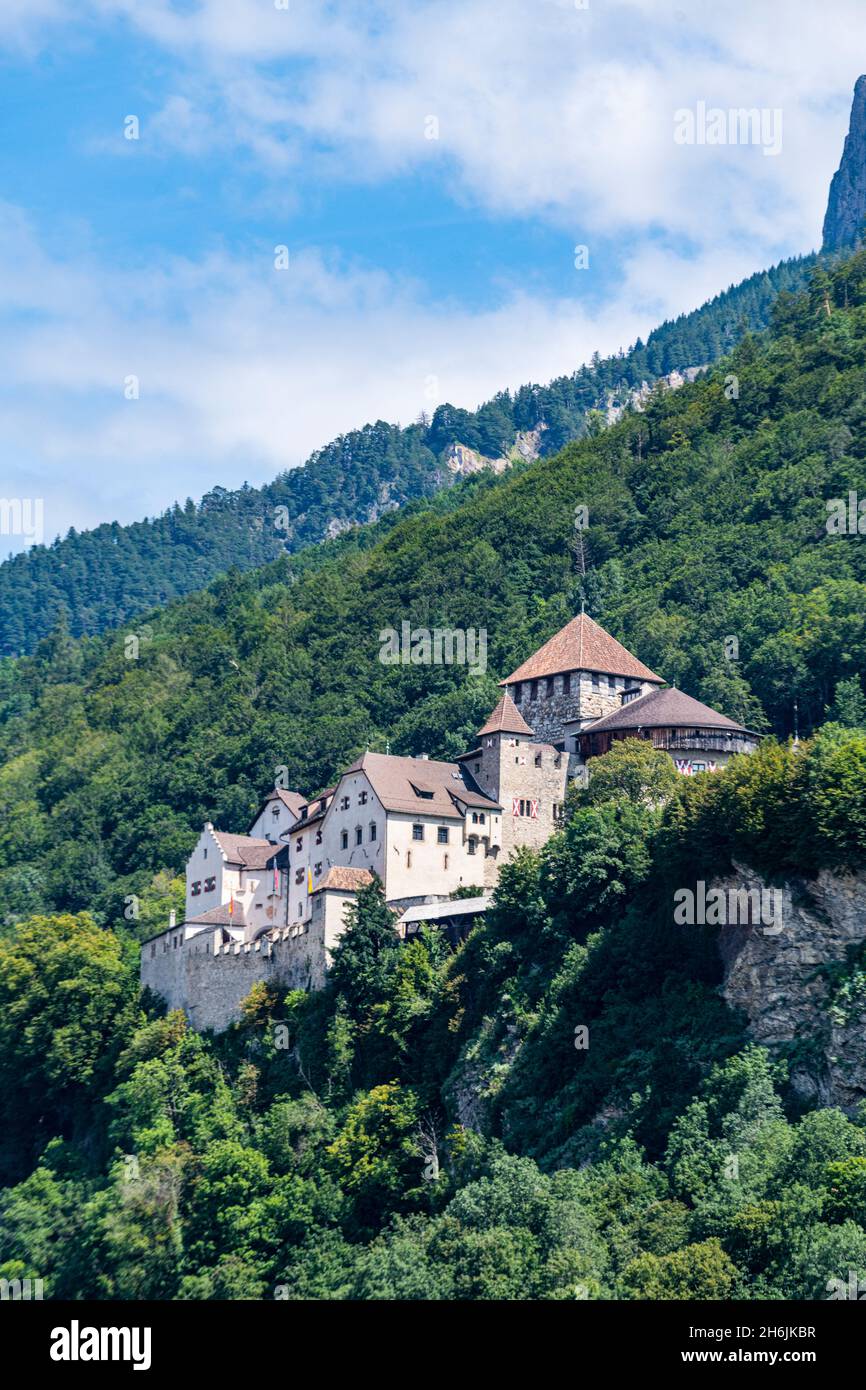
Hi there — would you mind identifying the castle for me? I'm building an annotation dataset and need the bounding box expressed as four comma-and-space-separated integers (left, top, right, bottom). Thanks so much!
140, 614, 759, 1031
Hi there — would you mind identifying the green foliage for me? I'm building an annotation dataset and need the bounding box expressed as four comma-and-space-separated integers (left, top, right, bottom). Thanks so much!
3, 251, 866, 1299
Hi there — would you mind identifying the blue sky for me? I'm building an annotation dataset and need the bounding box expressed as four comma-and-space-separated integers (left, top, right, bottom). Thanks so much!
0, 0, 864, 553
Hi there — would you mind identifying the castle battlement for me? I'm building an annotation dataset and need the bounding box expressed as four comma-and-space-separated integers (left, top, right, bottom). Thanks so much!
140, 614, 758, 1032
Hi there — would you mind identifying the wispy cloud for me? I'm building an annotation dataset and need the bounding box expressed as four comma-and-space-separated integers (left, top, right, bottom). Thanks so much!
0, 201, 759, 550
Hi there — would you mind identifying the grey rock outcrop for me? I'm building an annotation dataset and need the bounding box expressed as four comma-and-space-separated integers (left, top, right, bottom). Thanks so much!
719, 865, 866, 1109
823, 75, 866, 252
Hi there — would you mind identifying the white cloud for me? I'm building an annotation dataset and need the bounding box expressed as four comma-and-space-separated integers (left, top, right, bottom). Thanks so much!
18, 0, 857, 262
0, 203, 758, 549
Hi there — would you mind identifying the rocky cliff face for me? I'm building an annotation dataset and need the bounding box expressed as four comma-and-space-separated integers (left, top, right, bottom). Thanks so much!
823, 75, 866, 253
719, 864, 866, 1109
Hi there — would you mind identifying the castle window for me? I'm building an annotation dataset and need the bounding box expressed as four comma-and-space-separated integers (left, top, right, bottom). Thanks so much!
296, 838, 302, 853
412, 824, 424, 841
437, 826, 449, 844
340, 795, 350, 811
369, 822, 377, 841
355, 825, 363, 845
534, 752, 542, 766
191, 880, 201, 896
553, 802, 565, 821
314, 862, 322, 876
297, 903, 303, 918
295, 868, 304, 884
272, 803, 280, 817
341, 830, 349, 850
359, 790, 368, 805
204, 876, 216, 892
467, 838, 477, 856
531, 681, 538, 699
315, 829, 323, 845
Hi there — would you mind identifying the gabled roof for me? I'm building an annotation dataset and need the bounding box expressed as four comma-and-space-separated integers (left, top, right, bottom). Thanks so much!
185, 901, 248, 928
312, 867, 374, 894
247, 787, 306, 835
211, 832, 284, 870
478, 693, 534, 737
581, 685, 750, 735
342, 751, 500, 820
264, 787, 307, 817
501, 613, 663, 686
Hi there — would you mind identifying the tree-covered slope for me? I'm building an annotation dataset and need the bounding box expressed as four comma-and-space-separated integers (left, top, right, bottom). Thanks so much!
0, 249, 862, 931
0, 253, 814, 656
2, 253, 866, 1302
1, 731, 865, 1299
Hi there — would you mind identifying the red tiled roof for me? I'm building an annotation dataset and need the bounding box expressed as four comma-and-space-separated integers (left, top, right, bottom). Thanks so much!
501, 613, 663, 686
582, 685, 750, 734
312, 867, 374, 894
211, 832, 283, 869
342, 751, 500, 819
185, 901, 247, 928
478, 693, 534, 737
266, 788, 306, 816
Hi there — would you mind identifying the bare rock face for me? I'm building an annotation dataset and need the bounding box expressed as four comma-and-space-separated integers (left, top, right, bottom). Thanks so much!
823, 75, 866, 253
719, 865, 866, 1109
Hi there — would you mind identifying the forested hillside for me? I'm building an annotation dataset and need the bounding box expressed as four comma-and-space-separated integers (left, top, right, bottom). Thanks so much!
0, 254, 814, 656
0, 250, 862, 931
1, 251, 866, 1301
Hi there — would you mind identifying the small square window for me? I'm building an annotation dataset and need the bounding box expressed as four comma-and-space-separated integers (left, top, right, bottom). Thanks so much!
437, 827, 449, 844
412, 824, 424, 841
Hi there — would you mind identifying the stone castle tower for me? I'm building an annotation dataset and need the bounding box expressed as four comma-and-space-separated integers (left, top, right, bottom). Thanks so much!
498, 612, 664, 746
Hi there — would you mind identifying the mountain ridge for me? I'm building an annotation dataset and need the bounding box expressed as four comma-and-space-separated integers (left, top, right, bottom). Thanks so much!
0, 255, 814, 656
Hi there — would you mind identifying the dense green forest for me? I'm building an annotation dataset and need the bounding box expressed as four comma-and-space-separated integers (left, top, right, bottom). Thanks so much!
0, 253, 814, 656
2, 250, 866, 1300
1, 731, 866, 1299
